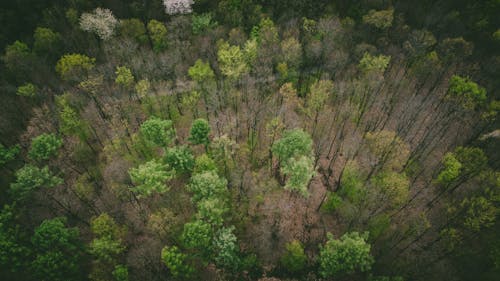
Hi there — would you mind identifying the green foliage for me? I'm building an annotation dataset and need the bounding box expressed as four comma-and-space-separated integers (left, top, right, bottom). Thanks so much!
55, 95, 86, 138
164, 146, 195, 174
129, 160, 175, 197
281, 37, 302, 68
213, 226, 240, 271
188, 118, 211, 146
147, 19, 168, 52
461, 196, 497, 232
187, 171, 228, 203
188, 59, 215, 82
115, 66, 135, 88
339, 162, 365, 203
56, 54, 96, 81
454, 146, 488, 176
281, 155, 315, 197
362, 9, 394, 29
135, 79, 151, 98
307, 79, 333, 116
0, 143, 20, 166
2, 41, 31, 74
322, 192, 343, 212
447, 75, 487, 110
161, 246, 193, 278
140, 117, 176, 147
28, 133, 63, 161
33, 27, 61, 55
119, 18, 148, 44
217, 41, 249, 79
90, 213, 125, 240
371, 171, 409, 208
31, 217, 83, 281
16, 83, 36, 97
89, 214, 126, 263
196, 197, 228, 226
194, 154, 218, 174
280, 240, 307, 273
319, 232, 374, 277
359, 52, 391, 73
0, 205, 31, 273
112, 265, 129, 281
368, 214, 391, 240
192, 13, 217, 35
181, 220, 212, 251
436, 152, 462, 185
272, 129, 313, 162
10, 165, 62, 201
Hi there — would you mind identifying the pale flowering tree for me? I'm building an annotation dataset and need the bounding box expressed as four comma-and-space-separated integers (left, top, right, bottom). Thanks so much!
79, 8, 118, 40
163, 0, 194, 15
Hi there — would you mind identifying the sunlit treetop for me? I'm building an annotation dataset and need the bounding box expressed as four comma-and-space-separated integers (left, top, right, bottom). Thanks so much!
447, 75, 487, 110
28, 133, 63, 161
140, 117, 176, 147
79, 8, 118, 40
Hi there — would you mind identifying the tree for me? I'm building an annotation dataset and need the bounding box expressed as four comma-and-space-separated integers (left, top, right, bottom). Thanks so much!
55, 95, 86, 138
319, 232, 374, 277
307, 79, 333, 119
115, 66, 135, 88
89, 214, 126, 264
161, 246, 193, 278
112, 265, 129, 281
217, 41, 249, 79
31, 217, 83, 281
164, 146, 195, 174
192, 13, 217, 35
80, 8, 118, 40
281, 240, 307, 273
181, 220, 212, 251
140, 117, 176, 147
281, 155, 315, 197
0, 205, 31, 275
33, 27, 61, 56
188, 59, 215, 82
0, 143, 20, 166
10, 165, 62, 201
188, 118, 210, 146
359, 53, 391, 73
196, 197, 228, 226
163, 0, 194, 15
28, 133, 63, 161
187, 171, 227, 203
213, 226, 240, 271
129, 160, 175, 197
194, 154, 218, 174
119, 18, 148, 44
436, 153, 462, 185
447, 75, 487, 110
272, 129, 313, 163
371, 171, 409, 208
55, 54, 95, 81
147, 20, 168, 52
16, 83, 36, 97
362, 9, 394, 30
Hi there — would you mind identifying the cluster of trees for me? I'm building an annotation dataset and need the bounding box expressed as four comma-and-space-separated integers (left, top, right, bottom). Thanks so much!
0, 0, 498, 281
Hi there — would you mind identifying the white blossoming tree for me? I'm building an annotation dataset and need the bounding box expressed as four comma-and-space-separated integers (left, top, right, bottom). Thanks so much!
80, 8, 118, 40
163, 0, 194, 15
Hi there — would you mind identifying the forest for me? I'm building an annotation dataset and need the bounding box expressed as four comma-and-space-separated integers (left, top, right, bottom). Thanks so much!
0, 0, 499, 281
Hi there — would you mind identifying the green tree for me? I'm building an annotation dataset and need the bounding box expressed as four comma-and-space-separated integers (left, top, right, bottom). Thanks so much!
319, 232, 374, 277
192, 13, 217, 35
0, 143, 20, 166
56, 54, 95, 81
187, 171, 227, 203
281, 155, 315, 197
31, 217, 83, 281
181, 220, 212, 251
371, 171, 409, 208
16, 83, 37, 97
2, 41, 32, 79
281, 240, 307, 273
447, 75, 487, 110
271, 129, 313, 162
164, 146, 195, 174
217, 41, 249, 79
436, 152, 462, 185
112, 265, 129, 281
307, 79, 333, 119
193, 154, 218, 174
196, 197, 228, 226
188, 59, 215, 82
362, 9, 394, 30
89, 214, 126, 263
213, 226, 240, 271
55, 95, 86, 138
0, 205, 31, 275
140, 117, 176, 147
119, 18, 148, 44
10, 165, 62, 201
161, 246, 193, 278
28, 133, 63, 161
115, 66, 135, 88
359, 53, 391, 73
129, 160, 175, 197
147, 19, 168, 52
188, 118, 210, 146
33, 27, 61, 56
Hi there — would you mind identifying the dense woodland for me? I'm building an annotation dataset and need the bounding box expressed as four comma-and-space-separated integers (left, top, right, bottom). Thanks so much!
0, 1, 499, 281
